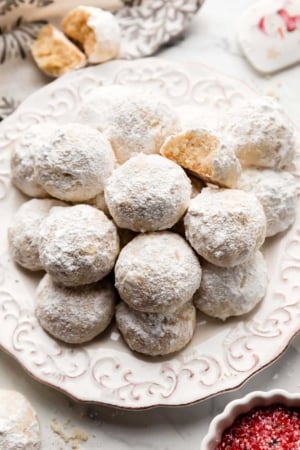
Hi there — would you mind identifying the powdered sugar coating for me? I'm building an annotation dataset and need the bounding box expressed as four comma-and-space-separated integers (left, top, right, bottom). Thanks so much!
116, 301, 196, 356
39, 204, 119, 286
35, 123, 115, 202
184, 187, 266, 267
8, 198, 66, 271
11, 123, 55, 198
222, 96, 296, 169
80, 6, 121, 63
78, 85, 129, 123
0, 389, 41, 450
105, 154, 192, 232
237, 168, 297, 237
35, 274, 116, 344
193, 251, 268, 320
115, 232, 202, 313
79, 89, 180, 164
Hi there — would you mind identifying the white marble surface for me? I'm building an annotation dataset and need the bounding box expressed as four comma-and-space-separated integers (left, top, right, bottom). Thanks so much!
1, 0, 300, 449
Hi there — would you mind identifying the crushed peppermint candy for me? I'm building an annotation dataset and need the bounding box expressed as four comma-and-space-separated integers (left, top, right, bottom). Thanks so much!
217, 404, 300, 449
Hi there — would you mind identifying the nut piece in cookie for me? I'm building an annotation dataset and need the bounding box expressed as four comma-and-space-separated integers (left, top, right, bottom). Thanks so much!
62, 6, 120, 63
31, 24, 86, 77
116, 301, 196, 356
161, 129, 241, 188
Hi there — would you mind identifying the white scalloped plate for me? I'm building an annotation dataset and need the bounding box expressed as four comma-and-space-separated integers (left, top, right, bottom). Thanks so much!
0, 58, 300, 409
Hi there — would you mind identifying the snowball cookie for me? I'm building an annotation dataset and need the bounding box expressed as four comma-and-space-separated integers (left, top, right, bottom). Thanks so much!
116, 301, 196, 356
39, 204, 119, 286
161, 129, 241, 188
184, 188, 266, 267
36, 274, 116, 344
193, 251, 268, 320
35, 123, 115, 202
222, 96, 296, 169
8, 198, 66, 271
11, 123, 55, 198
78, 85, 130, 127
237, 168, 297, 237
79, 88, 180, 164
62, 6, 121, 64
115, 232, 201, 313
105, 154, 191, 232
31, 24, 86, 77
0, 389, 41, 450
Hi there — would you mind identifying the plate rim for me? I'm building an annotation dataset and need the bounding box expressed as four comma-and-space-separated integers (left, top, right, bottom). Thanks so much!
0, 57, 299, 409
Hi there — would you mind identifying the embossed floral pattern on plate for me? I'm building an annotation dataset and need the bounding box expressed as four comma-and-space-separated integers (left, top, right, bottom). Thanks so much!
0, 58, 299, 409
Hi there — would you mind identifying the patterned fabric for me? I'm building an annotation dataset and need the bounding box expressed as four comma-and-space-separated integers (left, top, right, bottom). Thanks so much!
0, 0, 204, 121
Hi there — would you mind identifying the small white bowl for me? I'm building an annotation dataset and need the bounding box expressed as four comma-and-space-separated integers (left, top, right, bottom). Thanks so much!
201, 389, 300, 450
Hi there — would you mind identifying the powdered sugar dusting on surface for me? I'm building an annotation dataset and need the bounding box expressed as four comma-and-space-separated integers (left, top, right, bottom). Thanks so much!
115, 231, 202, 313
79, 90, 180, 164
105, 154, 192, 232
116, 301, 196, 356
36, 274, 116, 344
39, 204, 120, 286
11, 123, 55, 198
222, 96, 296, 169
238, 168, 298, 237
8, 198, 66, 271
0, 390, 41, 450
35, 123, 115, 202
194, 250, 268, 320
79, 6, 121, 63
184, 187, 266, 267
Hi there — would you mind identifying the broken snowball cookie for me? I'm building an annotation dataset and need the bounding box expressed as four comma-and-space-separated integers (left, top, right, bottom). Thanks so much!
105, 154, 191, 232
39, 204, 119, 286
31, 24, 86, 77
62, 6, 121, 64
222, 96, 296, 169
35, 123, 115, 202
193, 251, 268, 320
237, 168, 298, 237
184, 187, 266, 267
161, 128, 241, 188
114, 231, 201, 314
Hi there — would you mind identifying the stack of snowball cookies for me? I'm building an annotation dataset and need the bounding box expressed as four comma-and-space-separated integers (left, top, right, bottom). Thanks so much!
8, 86, 298, 357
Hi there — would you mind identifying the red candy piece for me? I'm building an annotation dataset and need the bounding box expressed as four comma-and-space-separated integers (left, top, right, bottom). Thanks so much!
217, 404, 300, 450
277, 9, 300, 32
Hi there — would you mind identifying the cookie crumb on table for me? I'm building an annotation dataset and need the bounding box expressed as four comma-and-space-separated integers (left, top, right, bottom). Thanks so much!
50, 417, 88, 450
